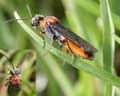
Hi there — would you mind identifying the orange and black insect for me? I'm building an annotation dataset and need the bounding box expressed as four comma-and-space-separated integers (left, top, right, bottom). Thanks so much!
5, 61, 22, 96
6, 67, 21, 86
5, 15, 97, 60
31, 15, 97, 60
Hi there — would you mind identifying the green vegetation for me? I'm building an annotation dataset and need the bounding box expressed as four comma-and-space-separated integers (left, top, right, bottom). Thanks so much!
1, 0, 120, 96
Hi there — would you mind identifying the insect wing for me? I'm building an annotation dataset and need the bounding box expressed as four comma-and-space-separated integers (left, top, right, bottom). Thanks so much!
49, 24, 97, 53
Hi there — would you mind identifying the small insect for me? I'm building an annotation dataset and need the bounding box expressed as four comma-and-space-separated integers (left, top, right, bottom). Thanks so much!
5, 63, 22, 96
5, 67, 21, 86
31, 15, 97, 60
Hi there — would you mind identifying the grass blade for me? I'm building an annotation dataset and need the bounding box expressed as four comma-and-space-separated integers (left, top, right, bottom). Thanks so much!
37, 46, 75, 96
100, 0, 115, 95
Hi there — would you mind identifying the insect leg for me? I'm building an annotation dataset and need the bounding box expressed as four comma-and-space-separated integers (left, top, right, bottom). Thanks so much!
5, 81, 9, 86
5, 77, 10, 86
42, 24, 56, 56
42, 34, 54, 56
63, 40, 76, 64
39, 31, 46, 48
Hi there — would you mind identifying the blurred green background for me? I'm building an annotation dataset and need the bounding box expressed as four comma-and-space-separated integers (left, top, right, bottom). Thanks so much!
1, 0, 120, 96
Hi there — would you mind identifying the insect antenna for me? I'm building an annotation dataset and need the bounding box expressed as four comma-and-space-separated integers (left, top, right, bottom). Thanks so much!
4, 18, 31, 24
4, 3, 32, 24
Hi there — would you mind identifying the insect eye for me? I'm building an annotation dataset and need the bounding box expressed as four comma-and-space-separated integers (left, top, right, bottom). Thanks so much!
31, 17, 39, 27
31, 15, 44, 28
10, 69, 14, 75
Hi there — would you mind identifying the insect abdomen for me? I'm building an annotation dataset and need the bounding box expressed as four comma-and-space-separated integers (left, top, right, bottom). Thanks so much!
65, 40, 94, 60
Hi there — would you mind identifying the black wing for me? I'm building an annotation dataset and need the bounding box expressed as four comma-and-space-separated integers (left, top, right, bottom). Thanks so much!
49, 24, 97, 53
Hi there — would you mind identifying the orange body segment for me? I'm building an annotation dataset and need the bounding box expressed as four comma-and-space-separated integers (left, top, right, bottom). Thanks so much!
47, 17, 57, 24
39, 18, 46, 28
9, 75, 21, 85
65, 40, 88, 59
40, 16, 58, 28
